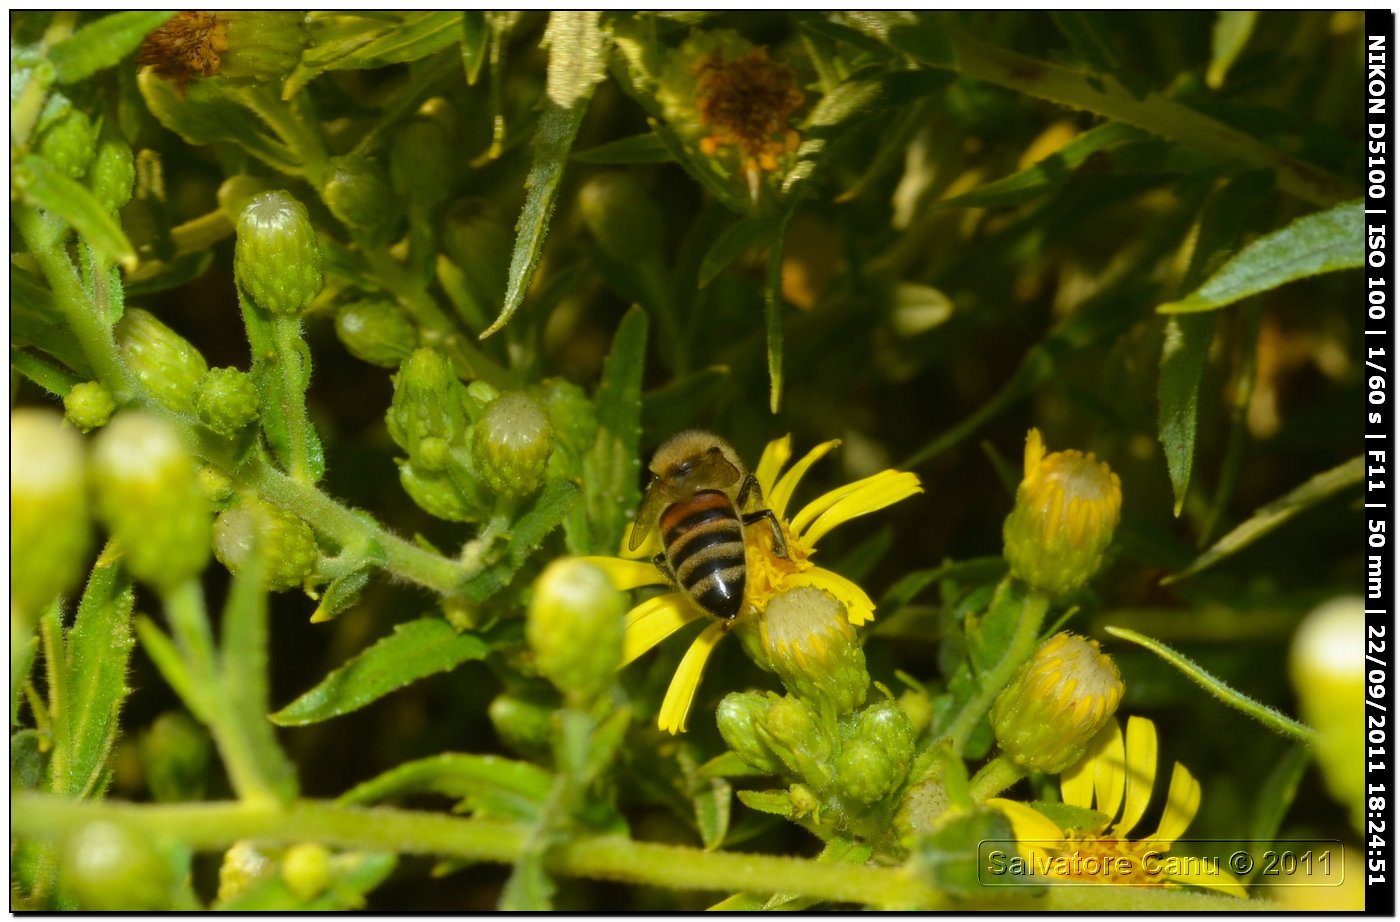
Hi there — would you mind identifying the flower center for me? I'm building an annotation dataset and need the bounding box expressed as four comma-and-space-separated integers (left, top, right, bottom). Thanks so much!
1054, 832, 1166, 887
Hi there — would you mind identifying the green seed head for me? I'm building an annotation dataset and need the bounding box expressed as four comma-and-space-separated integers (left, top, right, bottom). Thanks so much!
212, 497, 319, 592
195, 367, 260, 436
235, 191, 324, 315
527, 559, 627, 704
115, 308, 209, 415
91, 412, 211, 590
335, 299, 417, 368
11, 408, 91, 614
62, 820, 173, 910
472, 392, 555, 498
323, 154, 395, 239
63, 381, 117, 432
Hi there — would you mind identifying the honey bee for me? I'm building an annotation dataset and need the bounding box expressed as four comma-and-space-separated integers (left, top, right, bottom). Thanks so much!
629, 430, 788, 621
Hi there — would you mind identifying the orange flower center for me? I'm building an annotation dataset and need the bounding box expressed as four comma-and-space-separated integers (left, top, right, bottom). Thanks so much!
138, 11, 229, 91
693, 47, 803, 172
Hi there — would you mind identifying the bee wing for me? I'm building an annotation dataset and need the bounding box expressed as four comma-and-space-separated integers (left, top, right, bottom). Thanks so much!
628, 478, 668, 553
697, 448, 742, 487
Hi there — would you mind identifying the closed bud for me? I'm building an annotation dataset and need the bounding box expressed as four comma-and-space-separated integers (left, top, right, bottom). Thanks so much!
213, 497, 319, 591
991, 632, 1124, 774
536, 377, 598, 458
64, 381, 116, 432
1003, 429, 1122, 598
218, 174, 277, 223
89, 133, 136, 213
235, 191, 323, 315
527, 559, 626, 704
62, 820, 173, 910
198, 464, 235, 504
11, 409, 90, 613
389, 118, 452, 208
716, 691, 784, 773
473, 392, 555, 498
91, 412, 211, 589
1290, 596, 1364, 831
489, 692, 555, 758
280, 842, 332, 902
398, 462, 478, 523
36, 101, 97, 179
760, 586, 869, 716
387, 348, 470, 456
323, 154, 394, 238
757, 695, 833, 789
579, 172, 665, 266
116, 308, 209, 414
139, 710, 211, 802
835, 739, 898, 805
218, 841, 275, 904
335, 299, 417, 368
216, 11, 309, 83
849, 698, 915, 774
195, 367, 260, 436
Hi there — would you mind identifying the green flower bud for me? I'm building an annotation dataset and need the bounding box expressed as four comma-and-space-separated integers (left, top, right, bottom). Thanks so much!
759, 586, 869, 716
834, 739, 898, 805
323, 154, 394, 238
398, 463, 477, 523
62, 820, 173, 910
1290, 596, 1365, 831
139, 711, 211, 802
579, 171, 665, 267
991, 632, 1124, 774
199, 464, 235, 504
64, 381, 117, 432
335, 299, 417, 368
527, 559, 626, 704
716, 691, 784, 774
116, 308, 209, 415
489, 692, 555, 759
36, 102, 97, 179
195, 367, 260, 436
1002, 429, 1122, 598
536, 377, 598, 458
387, 348, 470, 456
280, 842, 332, 902
11, 409, 90, 613
213, 498, 319, 591
389, 118, 452, 208
466, 379, 501, 412
91, 412, 211, 589
218, 174, 277, 223
757, 695, 833, 789
89, 133, 136, 213
217, 11, 309, 83
473, 392, 555, 498
218, 841, 275, 904
235, 191, 323, 315
850, 698, 916, 772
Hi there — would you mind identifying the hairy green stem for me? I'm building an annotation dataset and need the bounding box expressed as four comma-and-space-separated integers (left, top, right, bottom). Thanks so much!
967, 753, 1027, 803
944, 586, 1050, 750
944, 30, 1353, 207
272, 315, 317, 484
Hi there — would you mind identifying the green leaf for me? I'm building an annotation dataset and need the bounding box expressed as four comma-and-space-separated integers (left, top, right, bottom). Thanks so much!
1157, 315, 1213, 517
572, 132, 672, 164
338, 753, 553, 821
941, 122, 1150, 208
1165, 456, 1363, 582
1246, 744, 1311, 873
843, 12, 952, 65
582, 306, 647, 554
1104, 626, 1316, 744
460, 479, 581, 603
59, 554, 135, 798
1207, 11, 1259, 89
271, 618, 490, 725
486, 12, 608, 338
48, 11, 174, 83
735, 789, 795, 818
288, 11, 463, 95
219, 535, 298, 803
137, 73, 298, 173
309, 565, 377, 624
461, 11, 488, 84
13, 156, 136, 271
698, 214, 784, 289
10, 348, 82, 399
340, 11, 461, 68
1158, 199, 1364, 314
135, 615, 211, 724
693, 774, 732, 851
765, 205, 797, 413
1049, 12, 1122, 73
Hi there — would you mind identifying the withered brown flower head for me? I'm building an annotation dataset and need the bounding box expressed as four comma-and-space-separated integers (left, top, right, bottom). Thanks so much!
138, 11, 229, 91
693, 46, 803, 196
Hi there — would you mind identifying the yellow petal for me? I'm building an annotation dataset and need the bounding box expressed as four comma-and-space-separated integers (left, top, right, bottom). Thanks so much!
988, 798, 1065, 865
797, 471, 923, 547
1024, 428, 1045, 480
1151, 762, 1200, 846
769, 439, 840, 520
658, 621, 727, 734
581, 556, 667, 591
782, 566, 876, 625
1119, 716, 1158, 836
1093, 718, 1126, 823
1061, 747, 1097, 810
622, 593, 702, 666
1168, 866, 1248, 898
754, 436, 792, 497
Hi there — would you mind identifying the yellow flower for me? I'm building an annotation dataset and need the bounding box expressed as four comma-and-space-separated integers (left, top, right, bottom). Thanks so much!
583, 436, 922, 734
990, 716, 1246, 898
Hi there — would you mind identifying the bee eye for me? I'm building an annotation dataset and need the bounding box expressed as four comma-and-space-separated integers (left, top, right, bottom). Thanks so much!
673, 460, 694, 476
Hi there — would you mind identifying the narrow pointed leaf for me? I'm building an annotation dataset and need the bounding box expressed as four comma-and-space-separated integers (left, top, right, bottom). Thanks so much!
460, 479, 581, 602
48, 11, 174, 83
582, 305, 647, 553
698, 215, 784, 288
14, 156, 136, 270
572, 132, 671, 164
1207, 11, 1259, 89
135, 616, 211, 723
941, 122, 1149, 208
338, 753, 552, 821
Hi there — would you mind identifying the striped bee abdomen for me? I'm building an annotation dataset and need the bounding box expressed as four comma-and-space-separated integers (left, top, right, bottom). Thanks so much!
660, 489, 747, 620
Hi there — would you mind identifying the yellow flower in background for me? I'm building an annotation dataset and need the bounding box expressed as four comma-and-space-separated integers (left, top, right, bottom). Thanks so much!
585, 436, 922, 734
990, 716, 1246, 898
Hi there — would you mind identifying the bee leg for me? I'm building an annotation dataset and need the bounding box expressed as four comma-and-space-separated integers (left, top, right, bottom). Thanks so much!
736, 474, 764, 508
651, 551, 679, 586
741, 509, 789, 559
